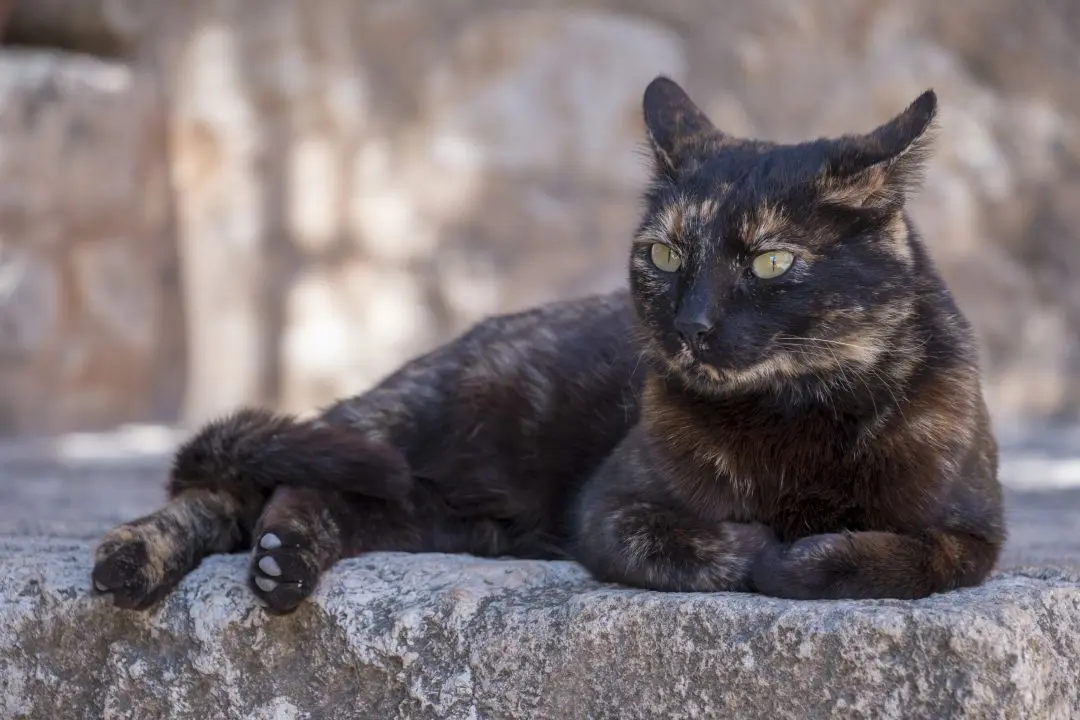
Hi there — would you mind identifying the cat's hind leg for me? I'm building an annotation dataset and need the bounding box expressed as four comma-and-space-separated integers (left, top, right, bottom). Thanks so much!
249, 486, 344, 614
92, 488, 257, 609
92, 407, 414, 610
92, 410, 281, 609
249, 486, 421, 614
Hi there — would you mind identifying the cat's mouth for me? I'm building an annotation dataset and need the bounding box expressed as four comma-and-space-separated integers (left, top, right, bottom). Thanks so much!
679, 333, 774, 373
666, 336, 800, 392
667, 344, 733, 385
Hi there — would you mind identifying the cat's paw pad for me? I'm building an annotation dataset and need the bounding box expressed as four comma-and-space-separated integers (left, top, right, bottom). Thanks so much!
91, 525, 179, 610
249, 530, 322, 614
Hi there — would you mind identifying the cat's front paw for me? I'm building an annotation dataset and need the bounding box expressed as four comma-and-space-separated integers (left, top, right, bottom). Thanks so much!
92, 522, 186, 610
751, 533, 856, 600
249, 528, 322, 614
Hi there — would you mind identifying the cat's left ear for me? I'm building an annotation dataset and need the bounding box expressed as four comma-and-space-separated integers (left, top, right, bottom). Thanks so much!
819, 90, 938, 211
642, 76, 721, 177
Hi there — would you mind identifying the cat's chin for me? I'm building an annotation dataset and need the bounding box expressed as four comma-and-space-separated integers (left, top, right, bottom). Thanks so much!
647, 339, 800, 395
666, 360, 751, 395
665, 351, 804, 397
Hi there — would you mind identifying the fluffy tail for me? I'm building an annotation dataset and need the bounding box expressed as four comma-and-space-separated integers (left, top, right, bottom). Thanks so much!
168, 408, 413, 501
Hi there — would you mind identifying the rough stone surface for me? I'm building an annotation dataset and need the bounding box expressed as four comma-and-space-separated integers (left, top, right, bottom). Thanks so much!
0, 49, 183, 436
3, 542, 1078, 720
1, 431, 1078, 719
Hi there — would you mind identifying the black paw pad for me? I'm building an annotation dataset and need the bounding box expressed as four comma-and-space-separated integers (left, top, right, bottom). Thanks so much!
248, 530, 322, 614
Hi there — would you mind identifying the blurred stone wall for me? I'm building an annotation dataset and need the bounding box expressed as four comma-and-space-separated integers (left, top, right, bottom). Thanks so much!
1, 0, 1078, 436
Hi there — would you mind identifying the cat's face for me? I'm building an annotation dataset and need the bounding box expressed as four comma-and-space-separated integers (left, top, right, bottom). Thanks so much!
630, 78, 937, 395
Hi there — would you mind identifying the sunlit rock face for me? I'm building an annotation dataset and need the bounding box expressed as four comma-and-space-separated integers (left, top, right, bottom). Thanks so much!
0, 50, 180, 436
4, 0, 1080, 432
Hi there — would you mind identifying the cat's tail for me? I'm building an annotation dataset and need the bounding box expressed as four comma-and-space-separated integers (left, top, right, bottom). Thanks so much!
168, 407, 413, 501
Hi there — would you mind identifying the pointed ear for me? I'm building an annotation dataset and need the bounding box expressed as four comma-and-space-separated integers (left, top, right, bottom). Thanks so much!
819, 90, 938, 211
642, 76, 721, 177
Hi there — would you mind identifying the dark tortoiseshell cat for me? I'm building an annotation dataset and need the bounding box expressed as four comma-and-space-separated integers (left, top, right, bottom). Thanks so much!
92, 77, 1004, 612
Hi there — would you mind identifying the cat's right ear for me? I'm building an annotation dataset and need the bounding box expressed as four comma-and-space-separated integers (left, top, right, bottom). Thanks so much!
643, 77, 719, 177
818, 90, 938, 212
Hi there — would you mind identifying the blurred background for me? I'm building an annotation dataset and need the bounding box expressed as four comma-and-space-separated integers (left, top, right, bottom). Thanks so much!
1, 0, 1078, 441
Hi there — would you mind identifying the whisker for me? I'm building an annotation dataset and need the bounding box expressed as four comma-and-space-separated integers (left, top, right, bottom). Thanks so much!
776, 344, 911, 423
776, 335, 877, 353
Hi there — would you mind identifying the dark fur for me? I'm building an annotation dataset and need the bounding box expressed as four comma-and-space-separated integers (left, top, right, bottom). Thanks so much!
93, 77, 1004, 612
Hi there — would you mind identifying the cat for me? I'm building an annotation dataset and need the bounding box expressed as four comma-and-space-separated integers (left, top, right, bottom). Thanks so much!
91, 76, 1004, 613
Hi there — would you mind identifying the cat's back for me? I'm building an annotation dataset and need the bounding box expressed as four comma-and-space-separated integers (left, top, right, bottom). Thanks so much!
398, 289, 645, 549
456, 288, 637, 357
447, 287, 643, 440
412, 288, 645, 477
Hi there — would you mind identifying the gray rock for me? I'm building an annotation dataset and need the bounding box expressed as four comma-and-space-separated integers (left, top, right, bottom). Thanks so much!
2, 541, 1078, 720
1, 435, 1079, 719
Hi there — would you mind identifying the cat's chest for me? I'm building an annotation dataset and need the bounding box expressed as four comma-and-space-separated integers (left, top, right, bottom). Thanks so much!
676, 417, 936, 536
680, 407, 851, 478
664, 410, 884, 525
691, 451, 878, 541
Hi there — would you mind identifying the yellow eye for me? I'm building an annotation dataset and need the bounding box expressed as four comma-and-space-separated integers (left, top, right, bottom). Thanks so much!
751, 250, 795, 279
650, 243, 682, 272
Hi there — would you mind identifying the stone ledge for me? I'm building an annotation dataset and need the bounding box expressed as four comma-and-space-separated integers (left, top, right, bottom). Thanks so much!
3, 440, 1079, 719
3, 538, 1079, 720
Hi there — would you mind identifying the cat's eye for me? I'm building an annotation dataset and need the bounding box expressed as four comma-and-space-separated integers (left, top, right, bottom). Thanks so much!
650, 243, 682, 272
751, 250, 795, 279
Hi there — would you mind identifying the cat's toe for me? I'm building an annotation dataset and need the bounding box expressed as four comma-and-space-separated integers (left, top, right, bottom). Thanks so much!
249, 529, 322, 614
254, 575, 278, 592
259, 533, 282, 550
92, 520, 193, 610
258, 556, 282, 576
92, 537, 165, 610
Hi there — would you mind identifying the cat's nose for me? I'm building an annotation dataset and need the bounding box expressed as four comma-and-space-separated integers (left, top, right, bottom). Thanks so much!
675, 314, 713, 349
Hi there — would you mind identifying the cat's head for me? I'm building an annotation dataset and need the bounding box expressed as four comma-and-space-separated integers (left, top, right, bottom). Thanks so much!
630, 76, 937, 396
